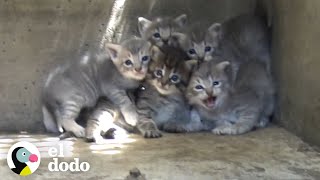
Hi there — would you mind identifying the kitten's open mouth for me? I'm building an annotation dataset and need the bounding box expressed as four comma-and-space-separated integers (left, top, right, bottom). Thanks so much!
203, 96, 216, 108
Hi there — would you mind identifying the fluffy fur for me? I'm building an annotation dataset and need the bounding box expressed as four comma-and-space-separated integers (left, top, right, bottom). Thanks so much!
173, 14, 271, 79
42, 38, 152, 140
138, 14, 187, 49
135, 47, 205, 138
186, 59, 275, 135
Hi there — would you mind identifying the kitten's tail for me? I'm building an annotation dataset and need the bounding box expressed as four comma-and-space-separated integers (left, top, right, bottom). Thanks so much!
42, 105, 59, 133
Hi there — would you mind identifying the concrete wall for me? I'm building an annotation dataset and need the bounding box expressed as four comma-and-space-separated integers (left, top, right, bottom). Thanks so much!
0, 0, 255, 133
272, 0, 320, 146
0, 0, 115, 132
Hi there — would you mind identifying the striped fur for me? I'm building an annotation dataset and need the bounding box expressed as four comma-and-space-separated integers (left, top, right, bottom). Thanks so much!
173, 14, 271, 81
135, 48, 205, 138
42, 38, 152, 141
138, 14, 187, 49
186, 59, 275, 135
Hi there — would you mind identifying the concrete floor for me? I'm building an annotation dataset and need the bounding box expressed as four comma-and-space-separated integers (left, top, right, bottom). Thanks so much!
0, 126, 320, 180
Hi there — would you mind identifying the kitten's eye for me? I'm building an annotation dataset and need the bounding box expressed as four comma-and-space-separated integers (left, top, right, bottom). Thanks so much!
205, 46, 212, 52
22, 152, 26, 156
153, 32, 161, 38
188, 49, 196, 55
195, 85, 204, 90
124, 59, 133, 67
170, 74, 180, 83
213, 81, 221, 87
141, 56, 149, 62
154, 69, 163, 78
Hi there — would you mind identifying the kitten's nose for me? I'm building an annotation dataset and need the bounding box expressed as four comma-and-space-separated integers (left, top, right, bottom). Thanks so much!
135, 67, 142, 72
206, 90, 213, 96
160, 80, 168, 86
163, 39, 169, 44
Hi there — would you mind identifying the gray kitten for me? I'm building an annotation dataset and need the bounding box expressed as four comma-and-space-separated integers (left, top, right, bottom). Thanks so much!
138, 14, 187, 49
42, 38, 152, 139
186, 58, 275, 135
173, 14, 271, 77
135, 47, 204, 138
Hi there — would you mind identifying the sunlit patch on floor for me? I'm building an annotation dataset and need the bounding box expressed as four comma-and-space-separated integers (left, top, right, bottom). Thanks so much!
0, 134, 74, 160
0, 129, 138, 160
87, 112, 138, 155
92, 150, 121, 155
88, 133, 137, 155
90, 143, 125, 150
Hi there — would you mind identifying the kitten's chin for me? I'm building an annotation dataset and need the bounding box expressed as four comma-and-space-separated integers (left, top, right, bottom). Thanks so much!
202, 96, 217, 109
155, 41, 164, 48
127, 71, 146, 80
155, 86, 176, 95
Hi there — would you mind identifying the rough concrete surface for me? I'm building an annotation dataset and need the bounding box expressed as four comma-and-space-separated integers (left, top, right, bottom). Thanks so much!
0, 126, 320, 180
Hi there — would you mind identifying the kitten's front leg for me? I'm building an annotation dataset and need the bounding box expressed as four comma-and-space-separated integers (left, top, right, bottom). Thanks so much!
121, 105, 139, 126
136, 100, 162, 138
58, 104, 85, 138
107, 89, 138, 126
137, 118, 162, 138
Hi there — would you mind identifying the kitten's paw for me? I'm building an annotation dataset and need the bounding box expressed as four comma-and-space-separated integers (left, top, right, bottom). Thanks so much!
143, 130, 162, 138
212, 124, 253, 135
212, 125, 237, 135
62, 120, 85, 138
69, 125, 85, 138
59, 132, 75, 140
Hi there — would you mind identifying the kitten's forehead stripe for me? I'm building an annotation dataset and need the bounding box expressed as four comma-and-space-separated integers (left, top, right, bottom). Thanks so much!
122, 39, 149, 55
148, 17, 182, 32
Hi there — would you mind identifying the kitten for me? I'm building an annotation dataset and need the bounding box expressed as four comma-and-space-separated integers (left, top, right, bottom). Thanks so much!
173, 14, 271, 77
135, 47, 204, 138
172, 21, 218, 62
138, 14, 187, 50
42, 38, 152, 139
186, 58, 275, 135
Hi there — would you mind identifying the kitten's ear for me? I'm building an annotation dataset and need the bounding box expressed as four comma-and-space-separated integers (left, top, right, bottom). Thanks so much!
138, 17, 152, 35
171, 32, 187, 47
208, 23, 222, 39
151, 46, 164, 61
216, 61, 230, 71
185, 59, 199, 71
105, 43, 122, 61
174, 14, 187, 27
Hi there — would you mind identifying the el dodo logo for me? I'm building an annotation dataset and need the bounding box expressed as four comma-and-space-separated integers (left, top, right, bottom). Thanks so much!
7, 141, 40, 176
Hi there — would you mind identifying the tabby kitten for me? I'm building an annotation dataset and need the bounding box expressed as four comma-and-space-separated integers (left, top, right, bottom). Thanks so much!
186, 58, 275, 135
42, 38, 152, 140
135, 47, 204, 138
173, 14, 271, 76
138, 14, 187, 49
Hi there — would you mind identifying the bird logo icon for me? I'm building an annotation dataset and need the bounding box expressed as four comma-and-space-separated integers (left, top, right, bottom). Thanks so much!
7, 141, 41, 176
